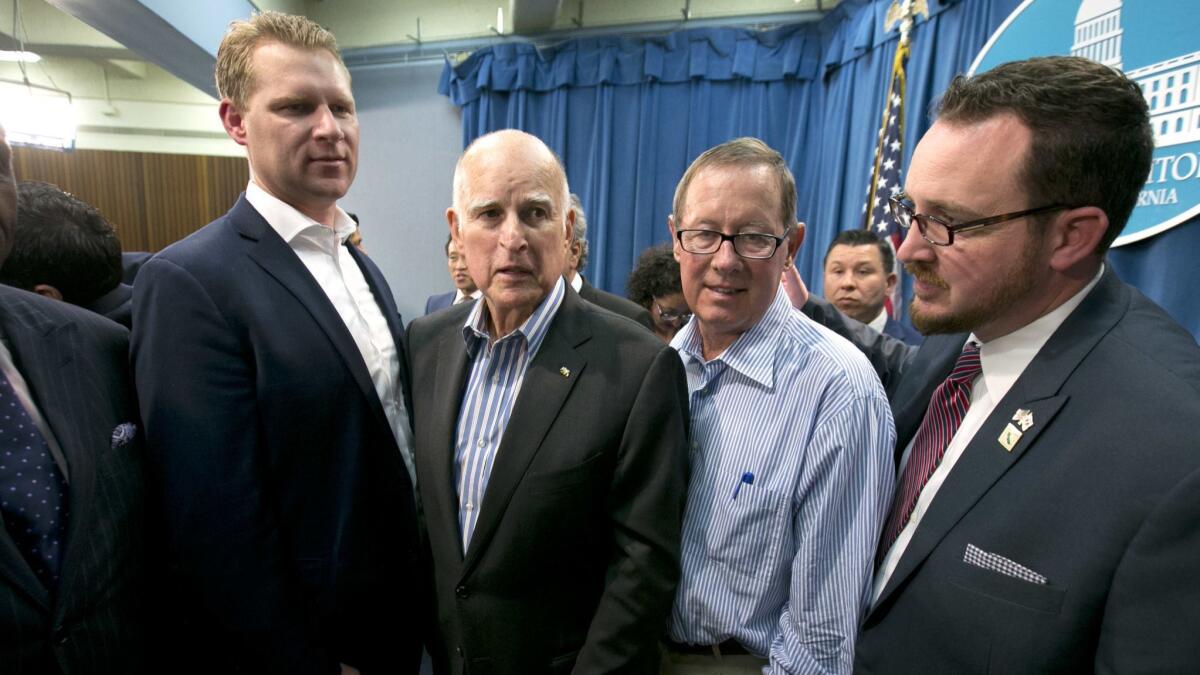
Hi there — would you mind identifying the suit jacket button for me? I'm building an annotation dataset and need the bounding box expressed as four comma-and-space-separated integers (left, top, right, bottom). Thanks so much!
53, 627, 68, 646
455, 585, 469, 599
455, 646, 464, 657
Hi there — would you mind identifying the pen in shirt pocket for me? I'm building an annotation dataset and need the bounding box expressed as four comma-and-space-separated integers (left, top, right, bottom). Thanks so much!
732, 471, 754, 500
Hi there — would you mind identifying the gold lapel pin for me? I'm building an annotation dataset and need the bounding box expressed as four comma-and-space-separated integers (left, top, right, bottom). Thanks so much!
1012, 408, 1034, 432
998, 423, 1022, 452
559, 367, 571, 378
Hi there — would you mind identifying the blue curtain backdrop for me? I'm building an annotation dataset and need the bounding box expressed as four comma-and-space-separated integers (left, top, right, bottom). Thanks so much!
439, 0, 1200, 340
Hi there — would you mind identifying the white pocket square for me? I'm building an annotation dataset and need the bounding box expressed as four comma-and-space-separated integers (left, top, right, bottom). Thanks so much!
963, 543, 1047, 585
111, 422, 137, 449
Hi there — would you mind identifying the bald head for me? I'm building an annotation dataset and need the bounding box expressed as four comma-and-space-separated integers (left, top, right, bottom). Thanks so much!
451, 129, 570, 228
446, 128, 575, 337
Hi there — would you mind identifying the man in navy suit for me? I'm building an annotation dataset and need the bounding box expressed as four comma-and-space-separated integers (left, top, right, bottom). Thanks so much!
855, 56, 1200, 672
0, 127, 150, 672
132, 13, 418, 675
822, 229, 921, 346
424, 235, 478, 314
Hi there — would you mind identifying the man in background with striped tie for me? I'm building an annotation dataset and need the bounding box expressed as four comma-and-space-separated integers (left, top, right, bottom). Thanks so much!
663, 137, 895, 674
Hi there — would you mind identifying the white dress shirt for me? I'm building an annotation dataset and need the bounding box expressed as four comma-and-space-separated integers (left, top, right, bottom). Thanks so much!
872, 265, 1105, 604
245, 182, 416, 482
867, 306, 888, 334
453, 289, 482, 305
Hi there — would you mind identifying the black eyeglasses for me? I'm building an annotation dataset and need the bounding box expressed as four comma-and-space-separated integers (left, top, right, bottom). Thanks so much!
654, 301, 692, 325
675, 227, 790, 259
888, 194, 1070, 246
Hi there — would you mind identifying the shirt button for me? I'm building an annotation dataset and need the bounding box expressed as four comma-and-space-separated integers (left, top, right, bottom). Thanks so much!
476, 439, 485, 448
456, 585, 469, 599
465, 502, 474, 511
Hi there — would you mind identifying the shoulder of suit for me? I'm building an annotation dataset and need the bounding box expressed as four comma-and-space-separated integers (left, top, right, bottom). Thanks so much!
1091, 289, 1200, 397
0, 284, 128, 346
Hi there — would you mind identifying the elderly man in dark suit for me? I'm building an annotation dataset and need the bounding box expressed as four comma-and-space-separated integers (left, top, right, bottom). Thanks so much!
408, 129, 688, 674
0, 127, 149, 672
132, 13, 418, 675
853, 56, 1200, 672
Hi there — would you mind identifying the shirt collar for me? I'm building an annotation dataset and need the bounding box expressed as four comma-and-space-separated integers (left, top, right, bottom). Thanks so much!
867, 306, 889, 333
973, 264, 1106, 402
454, 289, 483, 304
569, 273, 584, 293
461, 276, 566, 357
245, 181, 357, 245
671, 285, 791, 389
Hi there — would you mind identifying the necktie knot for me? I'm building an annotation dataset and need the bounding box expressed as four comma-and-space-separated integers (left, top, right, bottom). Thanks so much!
947, 342, 982, 383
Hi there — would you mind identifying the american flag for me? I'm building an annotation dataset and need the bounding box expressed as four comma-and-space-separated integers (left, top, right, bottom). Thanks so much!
862, 42, 910, 319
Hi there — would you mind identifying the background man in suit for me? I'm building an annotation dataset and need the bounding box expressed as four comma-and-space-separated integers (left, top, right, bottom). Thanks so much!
0, 181, 132, 327
0, 126, 149, 672
565, 193, 655, 330
132, 13, 419, 675
424, 234, 479, 314
823, 229, 921, 346
856, 56, 1200, 672
662, 138, 894, 673
408, 129, 689, 674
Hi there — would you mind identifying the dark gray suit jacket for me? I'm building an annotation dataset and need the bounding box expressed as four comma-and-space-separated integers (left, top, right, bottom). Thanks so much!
854, 269, 1200, 673
577, 277, 654, 332
0, 284, 148, 675
408, 288, 688, 675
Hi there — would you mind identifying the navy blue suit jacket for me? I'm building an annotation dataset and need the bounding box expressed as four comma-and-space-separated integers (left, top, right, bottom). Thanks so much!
0, 285, 148, 674
855, 269, 1200, 672
882, 316, 923, 346
424, 290, 456, 315
132, 195, 420, 675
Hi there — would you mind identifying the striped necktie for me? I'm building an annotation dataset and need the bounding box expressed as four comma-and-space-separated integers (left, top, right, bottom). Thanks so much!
877, 341, 982, 566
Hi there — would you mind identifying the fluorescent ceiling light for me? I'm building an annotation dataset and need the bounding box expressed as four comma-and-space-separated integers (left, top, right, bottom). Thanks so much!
0, 50, 40, 63
0, 80, 76, 151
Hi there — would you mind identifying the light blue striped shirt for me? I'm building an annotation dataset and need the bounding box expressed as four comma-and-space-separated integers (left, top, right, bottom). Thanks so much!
454, 278, 566, 552
668, 289, 896, 674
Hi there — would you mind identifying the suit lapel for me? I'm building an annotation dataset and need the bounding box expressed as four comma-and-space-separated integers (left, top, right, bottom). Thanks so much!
874, 270, 1129, 611
233, 198, 391, 433
0, 293, 82, 610
460, 295, 590, 580
349, 245, 414, 417
426, 323, 472, 565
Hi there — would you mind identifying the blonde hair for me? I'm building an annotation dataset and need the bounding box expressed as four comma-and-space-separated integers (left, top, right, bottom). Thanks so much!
215, 11, 345, 108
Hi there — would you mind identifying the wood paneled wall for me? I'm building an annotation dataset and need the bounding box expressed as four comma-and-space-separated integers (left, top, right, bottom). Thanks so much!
11, 147, 248, 252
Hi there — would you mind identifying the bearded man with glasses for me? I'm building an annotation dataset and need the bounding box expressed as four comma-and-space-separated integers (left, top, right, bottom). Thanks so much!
662, 137, 895, 674
851, 56, 1200, 673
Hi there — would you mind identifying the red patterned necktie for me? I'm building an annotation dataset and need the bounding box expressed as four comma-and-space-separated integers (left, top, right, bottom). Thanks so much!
877, 341, 982, 566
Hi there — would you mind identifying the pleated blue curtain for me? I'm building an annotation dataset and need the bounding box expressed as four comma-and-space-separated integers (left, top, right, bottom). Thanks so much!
440, 0, 1200, 339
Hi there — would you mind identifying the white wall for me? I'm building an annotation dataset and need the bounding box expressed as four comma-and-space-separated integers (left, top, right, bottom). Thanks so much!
342, 61, 463, 323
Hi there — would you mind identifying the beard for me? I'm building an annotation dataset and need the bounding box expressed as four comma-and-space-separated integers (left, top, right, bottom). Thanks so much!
906, 240, 1043, 336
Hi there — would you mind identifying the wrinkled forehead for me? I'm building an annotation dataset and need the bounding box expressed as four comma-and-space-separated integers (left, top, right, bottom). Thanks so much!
456, 136, 567, 209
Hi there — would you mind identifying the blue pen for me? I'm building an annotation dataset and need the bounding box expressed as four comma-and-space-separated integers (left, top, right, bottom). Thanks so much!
732, 471, 754, 500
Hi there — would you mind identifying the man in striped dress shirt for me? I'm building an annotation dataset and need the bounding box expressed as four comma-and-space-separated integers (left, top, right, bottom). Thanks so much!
663, 138, 896, 674
408, 129, 690, 674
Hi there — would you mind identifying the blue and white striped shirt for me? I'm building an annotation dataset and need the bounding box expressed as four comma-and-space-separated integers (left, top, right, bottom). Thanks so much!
454, 278, 566, 552
668, 289, 896, 674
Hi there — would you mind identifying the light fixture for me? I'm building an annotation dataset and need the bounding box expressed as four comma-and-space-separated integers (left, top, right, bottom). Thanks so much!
0, 50, 40, 63
0, 79, 77, 151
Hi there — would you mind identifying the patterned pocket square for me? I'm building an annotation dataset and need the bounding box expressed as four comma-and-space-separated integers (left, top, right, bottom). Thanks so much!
964, 544, 1047, 585
111, 422, 137, 449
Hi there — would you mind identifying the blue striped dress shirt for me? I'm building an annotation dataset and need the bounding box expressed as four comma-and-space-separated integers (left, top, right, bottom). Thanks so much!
454, 278, 566, 552
668, 289, 896, 674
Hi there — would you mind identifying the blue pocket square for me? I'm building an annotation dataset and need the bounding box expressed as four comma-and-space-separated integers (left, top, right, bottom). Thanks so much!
111, 422, 137, 448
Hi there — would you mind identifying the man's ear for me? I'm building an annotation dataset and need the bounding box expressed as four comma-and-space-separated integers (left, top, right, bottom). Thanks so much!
32, 284, 62, 301
885, 272, 898, 294
219, 99, 249, 147
1048, 206, 1107, 272
446, 208, 460, 245
563, 204, 576, 245
668, 214, 681, 262
785, 221, 806, 265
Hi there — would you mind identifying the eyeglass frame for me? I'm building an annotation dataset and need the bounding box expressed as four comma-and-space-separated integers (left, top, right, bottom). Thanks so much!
674, 226, 793, 260
653, 301, 692, 325
888, 193, 1071, 246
